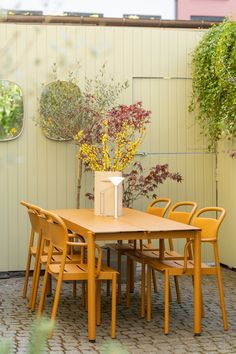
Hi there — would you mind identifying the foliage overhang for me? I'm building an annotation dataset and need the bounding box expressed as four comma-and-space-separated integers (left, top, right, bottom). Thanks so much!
189, 20, 236, 150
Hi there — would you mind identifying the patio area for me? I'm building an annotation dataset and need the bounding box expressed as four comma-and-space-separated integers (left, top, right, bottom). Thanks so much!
1, 266, 236, 354
0, 5, 235, 353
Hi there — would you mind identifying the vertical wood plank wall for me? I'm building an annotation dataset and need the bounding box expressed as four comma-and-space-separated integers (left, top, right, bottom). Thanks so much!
0, 23, 217, 271
218, 141, 236, 268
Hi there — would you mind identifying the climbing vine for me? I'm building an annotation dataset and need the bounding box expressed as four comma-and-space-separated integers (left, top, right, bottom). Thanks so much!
189, 20, 236, 150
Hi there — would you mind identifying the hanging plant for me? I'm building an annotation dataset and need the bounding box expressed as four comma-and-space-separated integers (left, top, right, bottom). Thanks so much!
189, 20, 236, 150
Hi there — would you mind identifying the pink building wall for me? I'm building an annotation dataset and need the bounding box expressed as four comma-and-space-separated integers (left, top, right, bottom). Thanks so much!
177, 0, 236, 20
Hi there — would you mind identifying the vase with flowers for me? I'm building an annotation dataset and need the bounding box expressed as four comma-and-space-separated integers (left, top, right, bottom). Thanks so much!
74, 102, 151, 216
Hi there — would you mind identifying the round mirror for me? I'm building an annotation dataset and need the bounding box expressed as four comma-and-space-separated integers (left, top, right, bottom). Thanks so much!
0, 80, 23, 141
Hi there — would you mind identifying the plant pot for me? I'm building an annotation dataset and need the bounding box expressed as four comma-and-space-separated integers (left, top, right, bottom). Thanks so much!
94, 171, 123, 216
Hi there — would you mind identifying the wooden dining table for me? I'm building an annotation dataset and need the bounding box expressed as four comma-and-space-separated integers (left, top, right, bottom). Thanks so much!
54, 207, 201, 341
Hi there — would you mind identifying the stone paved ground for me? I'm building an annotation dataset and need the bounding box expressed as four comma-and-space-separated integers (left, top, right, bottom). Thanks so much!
0, 267, 236, 354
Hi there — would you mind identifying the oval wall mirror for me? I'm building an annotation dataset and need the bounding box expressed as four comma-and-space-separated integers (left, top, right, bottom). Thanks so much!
0, 80, 23, 141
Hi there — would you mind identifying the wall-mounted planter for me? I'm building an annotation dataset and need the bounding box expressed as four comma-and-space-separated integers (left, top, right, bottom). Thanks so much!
39, 80, 81, 141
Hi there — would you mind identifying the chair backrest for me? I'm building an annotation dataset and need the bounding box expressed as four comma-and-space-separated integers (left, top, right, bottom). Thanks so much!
168, 201, 197, 224
191, 207, 226, 242
39, 209, 68, 252
146, 197, 171, 217
20, 200, 41, 233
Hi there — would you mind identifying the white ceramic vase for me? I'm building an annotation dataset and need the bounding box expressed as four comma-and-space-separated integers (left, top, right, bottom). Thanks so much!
94, 171, 123, 216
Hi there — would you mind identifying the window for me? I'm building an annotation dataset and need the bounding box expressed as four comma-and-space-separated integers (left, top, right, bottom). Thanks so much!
63, 12, 103, 17
191, 15, 225, 22
123, 14, 161, 20
7, 10, 43, 16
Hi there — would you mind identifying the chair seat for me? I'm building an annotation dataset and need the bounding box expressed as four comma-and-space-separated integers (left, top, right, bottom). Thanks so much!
125, 247, 185, 262
105, 242, 135, 252
49, 263, 118, 280
31, 245, 62, 256
147, 259, 217, 275
41, 253, 80, 264
142, 243, 186, 258
31, 245, 52, 256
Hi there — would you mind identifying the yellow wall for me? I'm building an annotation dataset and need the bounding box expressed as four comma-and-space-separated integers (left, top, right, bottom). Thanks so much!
0, 23, 216, 271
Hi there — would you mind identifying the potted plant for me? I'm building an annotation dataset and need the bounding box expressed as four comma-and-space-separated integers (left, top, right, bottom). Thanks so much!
74, 102, 151, 215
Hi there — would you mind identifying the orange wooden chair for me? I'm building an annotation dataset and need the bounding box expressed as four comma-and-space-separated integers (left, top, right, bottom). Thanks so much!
146, 198, 172, 217
106, 197, 171, 304
125, 201, 197, 316
21, 200, 81, 310
21, 201, 43, 299
125, 198, 171, 310
37, 209, 118, 338
146, 207, 228, 334
29, 208, 82, 311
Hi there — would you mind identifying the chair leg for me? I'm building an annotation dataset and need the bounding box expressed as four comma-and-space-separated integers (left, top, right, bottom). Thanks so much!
30, 263, 41, 311
82, 281, 86, 307
96, 281, 101, 325
214, 242, 228, 331
73, 281, 77, 299
28, 259, 38, 309
118, 253, 122, 304
85, 282, 88, 312
46, 274, 52, 296
29, 233, 43, 309
164, 270, 170, 335
106, 248, 111, 296
38, 268, 49, 315
147, 266, 151, 321
111, 273, 117, 339
51, 274, 63, 324
141, 263, 146, 318
126, 257, 131, 307
174, 276, 181, 304
23, 230, 35, 298
23, 252, 33, 298
38, 244, 54, 315
169, 280, 172, 303
152, 269, 158, 293
130, 260, 135, 293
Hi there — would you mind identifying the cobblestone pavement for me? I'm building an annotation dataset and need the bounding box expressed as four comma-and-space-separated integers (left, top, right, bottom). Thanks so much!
0, 267, 236, 354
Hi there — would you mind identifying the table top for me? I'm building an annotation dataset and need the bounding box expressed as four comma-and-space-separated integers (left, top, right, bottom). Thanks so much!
54, 208, 199, 235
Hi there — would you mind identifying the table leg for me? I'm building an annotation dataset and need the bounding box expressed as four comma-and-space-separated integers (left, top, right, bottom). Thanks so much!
87, 231, 96, 342
194, 230, 201, 335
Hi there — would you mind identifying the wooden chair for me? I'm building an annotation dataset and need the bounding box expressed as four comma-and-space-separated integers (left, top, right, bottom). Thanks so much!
126, 201, 197, 316
29, 209, 82, 311
105, 197, 171, 304
21, 200, 81, 310
125, 198, 171, 310
21, 201, 43, 299
146, 207, 228, 334
146, 198, 172, 217
37, 209, 118, 338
